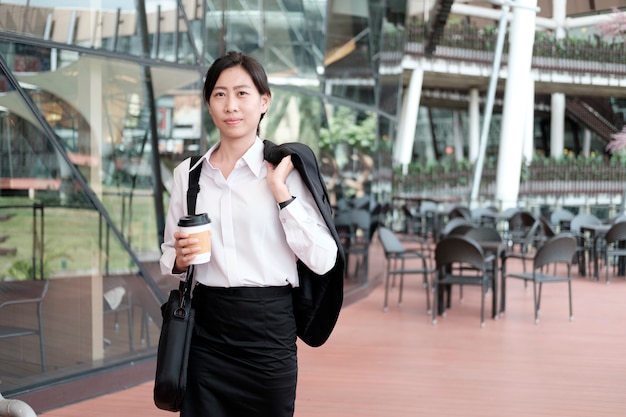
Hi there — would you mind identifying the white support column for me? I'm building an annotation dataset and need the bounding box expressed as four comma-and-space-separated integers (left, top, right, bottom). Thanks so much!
550, 92, 565, 157
550, 0, 567, 159
394, 65, 423, 173
553, 0, 567, 38
495, 0, 538, 210
77, 59, 104, 362
523, 76, 535, 164
468, 88, 480, 163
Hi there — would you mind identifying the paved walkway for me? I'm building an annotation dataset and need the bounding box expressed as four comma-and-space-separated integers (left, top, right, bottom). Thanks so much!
40, 236, 626, 416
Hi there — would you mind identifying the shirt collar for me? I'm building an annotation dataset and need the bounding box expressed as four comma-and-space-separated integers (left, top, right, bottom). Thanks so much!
188, 137, 265, 177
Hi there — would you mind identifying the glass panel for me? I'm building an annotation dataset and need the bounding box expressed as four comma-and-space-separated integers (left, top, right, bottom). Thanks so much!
262, 85, 324, 150
204, 0, 327, 78
0, 1, 198, 65
325, 0, 375, 105
0, 40, 200, 395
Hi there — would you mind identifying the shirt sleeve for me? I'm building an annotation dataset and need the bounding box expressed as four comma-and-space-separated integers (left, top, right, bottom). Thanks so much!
160, 160, 189, 281
279, 171, 338, 275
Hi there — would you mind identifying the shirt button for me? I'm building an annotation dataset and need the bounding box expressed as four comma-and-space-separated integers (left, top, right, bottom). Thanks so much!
281, 217, 287, 223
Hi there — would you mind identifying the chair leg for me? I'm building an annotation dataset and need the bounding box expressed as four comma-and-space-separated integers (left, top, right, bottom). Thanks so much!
431, 283, 438, 325
533, 281, 540, 324
422, 258, 431, 314
568, 280, 574, 321
398, 270, 404, 307
383, 264, 391, 311
479, 283, 485, 328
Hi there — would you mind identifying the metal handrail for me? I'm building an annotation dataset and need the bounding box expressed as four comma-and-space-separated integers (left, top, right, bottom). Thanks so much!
0, 393, 36, 417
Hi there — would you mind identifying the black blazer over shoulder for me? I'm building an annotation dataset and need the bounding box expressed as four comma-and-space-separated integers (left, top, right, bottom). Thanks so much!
264, 140, 345, 347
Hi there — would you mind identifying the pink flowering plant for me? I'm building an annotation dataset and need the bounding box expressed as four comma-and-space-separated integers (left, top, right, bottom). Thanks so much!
595, 8, 626, 40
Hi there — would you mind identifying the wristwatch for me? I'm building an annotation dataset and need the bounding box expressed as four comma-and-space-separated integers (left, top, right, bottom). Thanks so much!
278, 196, 296, 210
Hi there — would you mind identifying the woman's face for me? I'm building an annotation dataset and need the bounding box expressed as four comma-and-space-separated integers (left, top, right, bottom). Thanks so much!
207, 65, 270, 142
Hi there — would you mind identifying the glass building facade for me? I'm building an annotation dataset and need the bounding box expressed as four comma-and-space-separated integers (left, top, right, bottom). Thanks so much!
0, 0, 405, 405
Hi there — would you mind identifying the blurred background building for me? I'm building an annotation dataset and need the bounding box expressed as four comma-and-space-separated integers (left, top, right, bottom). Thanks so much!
0, 0, 624, 412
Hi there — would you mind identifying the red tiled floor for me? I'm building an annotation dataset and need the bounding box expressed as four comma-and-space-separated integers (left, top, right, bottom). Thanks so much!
39, 236, 626, 416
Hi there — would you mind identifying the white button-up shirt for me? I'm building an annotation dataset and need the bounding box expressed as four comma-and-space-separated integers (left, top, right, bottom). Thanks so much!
160, 138, 338, 287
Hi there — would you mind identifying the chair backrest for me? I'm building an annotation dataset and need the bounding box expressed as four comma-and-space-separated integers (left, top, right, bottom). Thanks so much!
351, 195, 371, 210
0, 278, 50, 309
507, 210, 537, 230
550, 208, 575, 226
377, 226, 405, 255
448, 205, 471, 220
470, 207, 497, 224
605, 221, 626, 244
611, 214, 626, 225
507, 210, 539, 245
465, 226, 502, 243
351, 208, 371, 230
533, 234, 577, 270
419, 200, 439, 214
570, 214, 602, 233
335, 208, 371, 245
538, 216, 556, 239
440, 218, 474, 237
435, 235, 486, 271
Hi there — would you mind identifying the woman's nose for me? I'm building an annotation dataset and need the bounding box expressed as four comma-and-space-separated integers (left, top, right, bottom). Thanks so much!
224, 96, 237, 112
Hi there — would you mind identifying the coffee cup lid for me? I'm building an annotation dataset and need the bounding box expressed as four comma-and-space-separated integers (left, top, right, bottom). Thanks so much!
178, 213, 211, 227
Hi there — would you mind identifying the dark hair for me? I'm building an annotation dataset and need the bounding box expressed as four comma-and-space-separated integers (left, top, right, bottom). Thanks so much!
203, 51, 271, 128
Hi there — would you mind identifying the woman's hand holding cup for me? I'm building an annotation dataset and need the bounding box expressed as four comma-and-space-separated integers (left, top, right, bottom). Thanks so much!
173, 231, 200, 272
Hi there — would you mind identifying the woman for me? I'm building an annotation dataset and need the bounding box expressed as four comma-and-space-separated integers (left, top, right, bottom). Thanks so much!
160, 51, 339, 417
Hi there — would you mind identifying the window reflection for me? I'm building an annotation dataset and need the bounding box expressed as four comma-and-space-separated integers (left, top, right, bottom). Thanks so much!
0, 0, 405, 402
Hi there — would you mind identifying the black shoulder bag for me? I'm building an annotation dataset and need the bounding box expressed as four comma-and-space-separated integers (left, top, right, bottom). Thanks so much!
154, 156, 202, 412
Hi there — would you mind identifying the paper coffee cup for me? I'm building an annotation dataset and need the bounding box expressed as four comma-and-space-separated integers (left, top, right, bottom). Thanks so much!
178, 213, 211, 264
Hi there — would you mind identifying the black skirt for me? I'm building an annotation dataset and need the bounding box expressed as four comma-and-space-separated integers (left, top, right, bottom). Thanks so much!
181, 284, 298, 417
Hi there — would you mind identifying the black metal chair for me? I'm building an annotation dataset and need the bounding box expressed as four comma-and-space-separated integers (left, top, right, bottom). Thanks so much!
447, 205, 472, 221
439, 218, 475, 239
103, 279, 135, 351
334, 208, 372, 282
465, 226, 502, 244
505, 210, 537, 250
502, 218, 542, 274
377, 227, 433, 313
0, 278, 49, 372
598, 221, 626, 284
501, 234, 577, 323
432, 235, 495, 327
549, 208, 575, 232
402, 201, 438, 241
570, 213, 602, 276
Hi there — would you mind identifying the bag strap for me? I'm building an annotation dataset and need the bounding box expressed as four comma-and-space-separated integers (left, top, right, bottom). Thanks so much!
181, 155, 203, 294
187, 155, 203, 216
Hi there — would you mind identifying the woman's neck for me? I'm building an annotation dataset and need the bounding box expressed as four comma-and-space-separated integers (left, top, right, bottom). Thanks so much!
210, 136, 256, 178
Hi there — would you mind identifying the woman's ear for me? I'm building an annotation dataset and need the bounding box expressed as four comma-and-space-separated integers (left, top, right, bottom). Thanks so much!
261, 94, 270, 114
